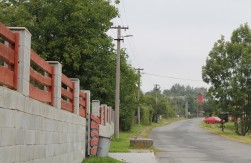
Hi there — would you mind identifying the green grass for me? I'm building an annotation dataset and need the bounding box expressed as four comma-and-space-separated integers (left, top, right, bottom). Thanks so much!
82, 157, 123, 163
109, 117, 185, 152
201, 122, 251, 144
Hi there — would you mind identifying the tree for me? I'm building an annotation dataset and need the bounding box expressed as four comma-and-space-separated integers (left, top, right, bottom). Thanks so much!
0, 0, 118, 103
119, 51, 138, 131
202, 24, 251, 136
144, 87, 176, 122
0, 0, 139, 131
163, 84, 208, 117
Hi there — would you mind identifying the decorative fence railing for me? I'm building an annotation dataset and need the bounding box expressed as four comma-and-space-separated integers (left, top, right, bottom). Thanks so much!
90, 114, 100, 156
79, 91, 87, 118
0, 23, 19, 89
0, 23, 86, 117
0, 22, 115, 159
0, 22, 84, 114
29, 49, 54, 104
61, 74, 75, 112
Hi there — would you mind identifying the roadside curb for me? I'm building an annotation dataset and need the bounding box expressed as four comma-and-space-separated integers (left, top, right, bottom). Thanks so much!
108, 152, 157, 163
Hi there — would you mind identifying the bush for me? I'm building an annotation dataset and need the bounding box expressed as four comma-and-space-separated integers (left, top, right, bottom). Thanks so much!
141, 105, 152, 125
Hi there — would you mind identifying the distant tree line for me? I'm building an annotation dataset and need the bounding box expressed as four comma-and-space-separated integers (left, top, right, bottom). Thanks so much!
163, 84, 208, 118
139, 84, 208, 123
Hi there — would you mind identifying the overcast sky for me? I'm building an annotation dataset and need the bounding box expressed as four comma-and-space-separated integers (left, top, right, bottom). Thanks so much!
109, 0, 251, 92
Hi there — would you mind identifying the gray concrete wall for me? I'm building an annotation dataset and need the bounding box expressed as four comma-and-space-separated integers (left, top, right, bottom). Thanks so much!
0, 86, 86, 163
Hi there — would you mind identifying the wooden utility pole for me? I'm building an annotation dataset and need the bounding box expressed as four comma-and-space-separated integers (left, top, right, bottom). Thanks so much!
185, 99, 188, 118
154, 84, 160, 104
111, 26, 128, 139
136, 68, 144, 124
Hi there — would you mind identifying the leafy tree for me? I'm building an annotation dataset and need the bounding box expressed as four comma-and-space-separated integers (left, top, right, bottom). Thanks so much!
140, 105, 152, 125
203, 98, 216, 117
119, 51, 138, 131
0, 0, 139, 131
144, 88, 176, 122
202, 24, 251, 136
163, 84, 207, 97
0, 0, 118, 103
172, 97, 185, 117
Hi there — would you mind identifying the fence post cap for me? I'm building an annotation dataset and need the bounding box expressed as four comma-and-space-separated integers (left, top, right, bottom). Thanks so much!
8, 27, 32, 35
47, 61, 61, 64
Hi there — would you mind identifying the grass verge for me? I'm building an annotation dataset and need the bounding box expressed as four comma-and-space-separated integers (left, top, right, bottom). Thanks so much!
109, 117, 185, 152
200, 122, 251, 144
82, 157, 123, 163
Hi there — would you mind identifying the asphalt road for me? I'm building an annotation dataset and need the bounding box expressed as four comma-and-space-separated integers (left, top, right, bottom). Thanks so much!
149, 118, 251, 163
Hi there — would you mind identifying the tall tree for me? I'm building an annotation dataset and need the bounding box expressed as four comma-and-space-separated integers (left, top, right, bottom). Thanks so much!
202, 24, 251, 135
0, 0, 119, 103
120, 51, 138, 131
0, 0, 139, 131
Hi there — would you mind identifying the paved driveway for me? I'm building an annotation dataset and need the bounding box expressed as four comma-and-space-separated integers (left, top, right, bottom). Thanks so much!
149, 118, 251, 163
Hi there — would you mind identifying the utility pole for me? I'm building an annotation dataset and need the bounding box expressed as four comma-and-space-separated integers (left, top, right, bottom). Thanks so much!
185, 99, 188, 118
136, 68, 144, 124
111, 25, 129, 139
153, 84, 160, 122
154, 84, 160, 104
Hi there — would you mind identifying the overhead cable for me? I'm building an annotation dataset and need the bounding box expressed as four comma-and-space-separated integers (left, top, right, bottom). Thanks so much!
142, 72, 203, 82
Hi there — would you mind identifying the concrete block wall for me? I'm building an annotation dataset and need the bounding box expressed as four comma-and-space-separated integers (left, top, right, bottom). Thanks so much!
0, 86, 86, 163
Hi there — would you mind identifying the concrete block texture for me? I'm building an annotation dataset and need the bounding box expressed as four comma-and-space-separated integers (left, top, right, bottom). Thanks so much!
31, 100, 42, 116
24, 129, 35, 145
15, 129, 25, 145
16, 92, 26, 111
20, 145, 34, 162
33, 145, 46, 159
0, 86, 86, 163
0, 108, 15, 128
45, 144, 54, 157
21, 113, 36, 130
2, 88, 26, 111
3, 87, 14, 109
1, 128, 17, 146
35, 130, 46, 145
0, 146, 15, 163
0, 87, 3, 108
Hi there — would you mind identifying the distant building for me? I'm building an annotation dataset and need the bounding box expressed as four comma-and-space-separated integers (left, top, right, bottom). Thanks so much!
197, 93, 204, 106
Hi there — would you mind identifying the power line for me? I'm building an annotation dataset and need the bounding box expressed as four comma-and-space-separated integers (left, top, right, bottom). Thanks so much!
118, 0, 142, 67
124, 38, 140, 67
116, 2, 125, 26
129, 36, 142, 66
142, 72, 203, 82
121, 0, 129, 26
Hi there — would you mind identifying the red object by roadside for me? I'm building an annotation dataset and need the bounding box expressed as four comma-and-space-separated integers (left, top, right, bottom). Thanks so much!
197, 93, 204, 105
204, 117, 221, 124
